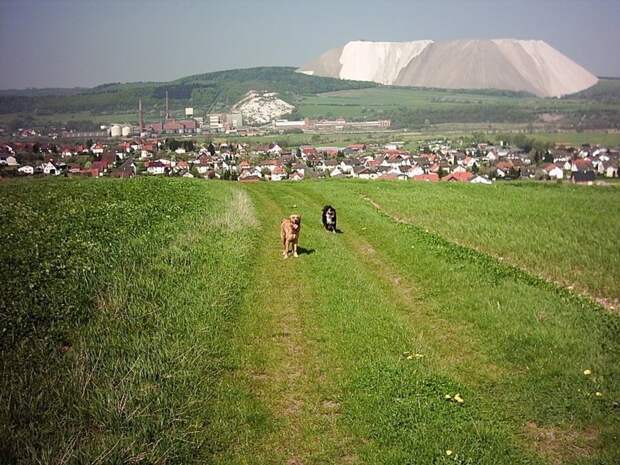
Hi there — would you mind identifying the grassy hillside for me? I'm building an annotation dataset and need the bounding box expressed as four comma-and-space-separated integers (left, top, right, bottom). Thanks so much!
1, 179, 619, 464
0, 67, 375, 121
570, 78, 620, 102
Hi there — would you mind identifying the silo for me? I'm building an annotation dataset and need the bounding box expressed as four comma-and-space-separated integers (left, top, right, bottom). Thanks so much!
110, 125, 122, 137
122, 126, 132, 137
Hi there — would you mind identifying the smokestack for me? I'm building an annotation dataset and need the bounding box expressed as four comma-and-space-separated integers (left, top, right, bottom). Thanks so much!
165, 90, 169, 120
139, 98, 144, 135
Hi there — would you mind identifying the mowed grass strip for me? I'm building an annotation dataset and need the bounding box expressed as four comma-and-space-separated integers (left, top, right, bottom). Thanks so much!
295, 180, 620, 464
231, 184, 537, 464
346, 180, 620, 306
210, 186, 362, 465
1, 179, 261, 464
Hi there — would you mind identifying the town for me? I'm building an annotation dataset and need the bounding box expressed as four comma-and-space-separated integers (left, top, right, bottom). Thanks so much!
1, 132, 619, 184
2, 86, 617, 185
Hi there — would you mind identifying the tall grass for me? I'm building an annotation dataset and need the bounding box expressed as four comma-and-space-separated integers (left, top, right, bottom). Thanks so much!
0, 179, 259, 463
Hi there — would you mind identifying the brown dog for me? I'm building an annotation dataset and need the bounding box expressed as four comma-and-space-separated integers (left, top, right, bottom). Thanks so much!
280, 214, 301, 258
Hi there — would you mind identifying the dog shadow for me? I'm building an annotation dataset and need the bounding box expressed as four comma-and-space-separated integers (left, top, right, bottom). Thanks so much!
296, 247, 315, 255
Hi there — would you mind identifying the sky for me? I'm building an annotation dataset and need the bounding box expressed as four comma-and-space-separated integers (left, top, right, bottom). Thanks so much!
1, 0, 619, 89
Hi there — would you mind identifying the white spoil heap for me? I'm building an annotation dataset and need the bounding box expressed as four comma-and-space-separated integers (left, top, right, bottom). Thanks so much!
299, 39, 598, 97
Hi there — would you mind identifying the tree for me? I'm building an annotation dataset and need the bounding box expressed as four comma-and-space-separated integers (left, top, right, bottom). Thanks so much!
166, 138, 181, 151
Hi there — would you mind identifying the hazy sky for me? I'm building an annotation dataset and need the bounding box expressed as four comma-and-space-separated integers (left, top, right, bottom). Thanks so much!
1, 0, 619, 89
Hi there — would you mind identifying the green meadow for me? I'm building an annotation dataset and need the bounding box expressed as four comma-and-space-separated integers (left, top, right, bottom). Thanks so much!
297, 85, 620, 129
1, 178, 619, 465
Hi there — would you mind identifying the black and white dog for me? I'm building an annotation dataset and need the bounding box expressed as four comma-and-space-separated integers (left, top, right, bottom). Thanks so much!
321, 205, 337, 233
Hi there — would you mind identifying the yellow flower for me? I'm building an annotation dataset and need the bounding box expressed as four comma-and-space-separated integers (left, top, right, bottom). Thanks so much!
595, 391, 603, 397
583, 369, 592, 375
446, 450, 453, 456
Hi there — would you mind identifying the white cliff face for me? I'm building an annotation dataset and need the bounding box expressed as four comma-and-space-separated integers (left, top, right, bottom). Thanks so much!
299, 39, 598, 97
233, 91, 294, 126
338, 40, 433, 84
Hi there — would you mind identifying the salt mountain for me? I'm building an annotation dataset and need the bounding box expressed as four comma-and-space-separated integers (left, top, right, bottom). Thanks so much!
298, 39, 598, 97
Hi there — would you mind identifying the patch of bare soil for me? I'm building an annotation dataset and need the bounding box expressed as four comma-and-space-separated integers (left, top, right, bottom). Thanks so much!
524, 421, 599, 465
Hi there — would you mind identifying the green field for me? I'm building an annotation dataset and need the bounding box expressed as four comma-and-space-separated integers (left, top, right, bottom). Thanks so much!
351, 181, 620, 304
1, 178, 619, 464
298, 85, 620, 129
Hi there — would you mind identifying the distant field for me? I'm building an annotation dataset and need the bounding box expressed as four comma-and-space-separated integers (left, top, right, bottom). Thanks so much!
516, 131, 620, 146
1, 178, 619, 464
298, 83, 620, 129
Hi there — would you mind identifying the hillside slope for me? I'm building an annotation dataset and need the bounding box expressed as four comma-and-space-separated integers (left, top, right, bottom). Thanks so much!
0, 67, 376, 116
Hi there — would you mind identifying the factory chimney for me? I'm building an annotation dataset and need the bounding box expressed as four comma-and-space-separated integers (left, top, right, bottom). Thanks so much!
165, 90, 170, 120
138, 98, 144, 135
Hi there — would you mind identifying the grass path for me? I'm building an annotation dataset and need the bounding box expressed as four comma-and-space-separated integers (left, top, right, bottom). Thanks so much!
223, 182, 620, 465
215, 184, 529, 464
212, 186, 360, 464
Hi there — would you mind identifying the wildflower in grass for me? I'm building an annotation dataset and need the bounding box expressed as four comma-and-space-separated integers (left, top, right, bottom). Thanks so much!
446, 450, 453, 456
583, 369, 592, 375
595, 391, 603, 397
